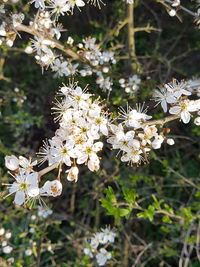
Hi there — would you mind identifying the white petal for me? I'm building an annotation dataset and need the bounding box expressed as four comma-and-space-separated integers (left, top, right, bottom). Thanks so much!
14, 191, 25, 205
181, 111, 190, 124
169, 106, 181, 115
76, 0, 85, 6
100, 124, 108, 136
27, 187, 39, 197
26, 172, 38, 186
9, 183, 19, 193
161, 100, 167, 112
77, 154, 88, 164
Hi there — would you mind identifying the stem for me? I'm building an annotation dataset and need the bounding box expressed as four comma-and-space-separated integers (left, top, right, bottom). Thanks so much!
38, 162, 59, 178
127, 3, 138, 72
141, 114, 180, 127
133, 26, 161, 33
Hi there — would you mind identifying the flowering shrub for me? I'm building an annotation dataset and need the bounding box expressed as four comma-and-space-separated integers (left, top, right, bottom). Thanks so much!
0, 0, 200, 266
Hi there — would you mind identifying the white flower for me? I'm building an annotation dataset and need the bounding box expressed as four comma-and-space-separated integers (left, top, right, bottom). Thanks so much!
18, 156, 37, 173
51, 58, 69, 77
98, 228, 116, 244
164, 79, 191, 99
151, 135, 164, 149
50, 142, 75, 166
2, 246, 13, 254
83, 247, 93, 258
49, 0, 70, 16
96, 248, 112, 266
25, 249, 32, 256
41, 180, 62, 197
121, 149, 143, 164
169, 99, 199, 124
66, 166, 79, 182
31, 37, 52, 54
5, 155, 19, 171
76, 141, 103, 168
89, 116, 108, 136
123, 108, 152, 129
41, 49, 56, 68
12, 13, 24, 27
7, 171, 39, 205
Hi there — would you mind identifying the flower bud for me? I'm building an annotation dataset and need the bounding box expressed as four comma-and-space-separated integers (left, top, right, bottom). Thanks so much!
167, 138, 175, 145
5, 155, 19, 171
5, 232, 12, 239
25, 46, 33, 54
169, 9, 176, 17
66, 166, 79, 182
194, 117, 200, 126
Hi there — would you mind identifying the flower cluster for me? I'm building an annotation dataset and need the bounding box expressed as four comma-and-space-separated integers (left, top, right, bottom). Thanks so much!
2, 78, 200, 207
0, 1, 117, 92
84, 227, 116, 266
39, 82, 109, 181
4, 154, 64, 205
153, 79, 200, 124
119, 74, 141, 94
107, 107, 169, 165
77, 37, 116, 92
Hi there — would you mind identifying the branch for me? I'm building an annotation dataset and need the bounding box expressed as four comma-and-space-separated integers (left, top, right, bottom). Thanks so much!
141, 114, 180, 127
133, 26, 162, 33
127, 3, 138, 72
15, 24, 80, 60
100, 18, 128, 46
38, 162, 59, 178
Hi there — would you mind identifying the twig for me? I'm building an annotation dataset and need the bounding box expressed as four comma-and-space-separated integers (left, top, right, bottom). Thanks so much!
141, 114, 180, 127
38, 162, 59, 178
15, 24, 80, 60
133, 242, 152, 267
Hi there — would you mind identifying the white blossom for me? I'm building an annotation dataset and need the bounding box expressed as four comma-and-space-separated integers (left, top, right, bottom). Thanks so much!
7, 171, 39, 206
41, 180, 62, 197
96, 248, 112, 266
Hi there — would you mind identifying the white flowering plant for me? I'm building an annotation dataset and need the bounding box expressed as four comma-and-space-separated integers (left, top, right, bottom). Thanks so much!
0, 0, 200, 266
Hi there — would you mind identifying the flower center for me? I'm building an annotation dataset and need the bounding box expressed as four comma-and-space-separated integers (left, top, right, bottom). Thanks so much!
20, 183, 28, 191
50, 185, 60, 195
